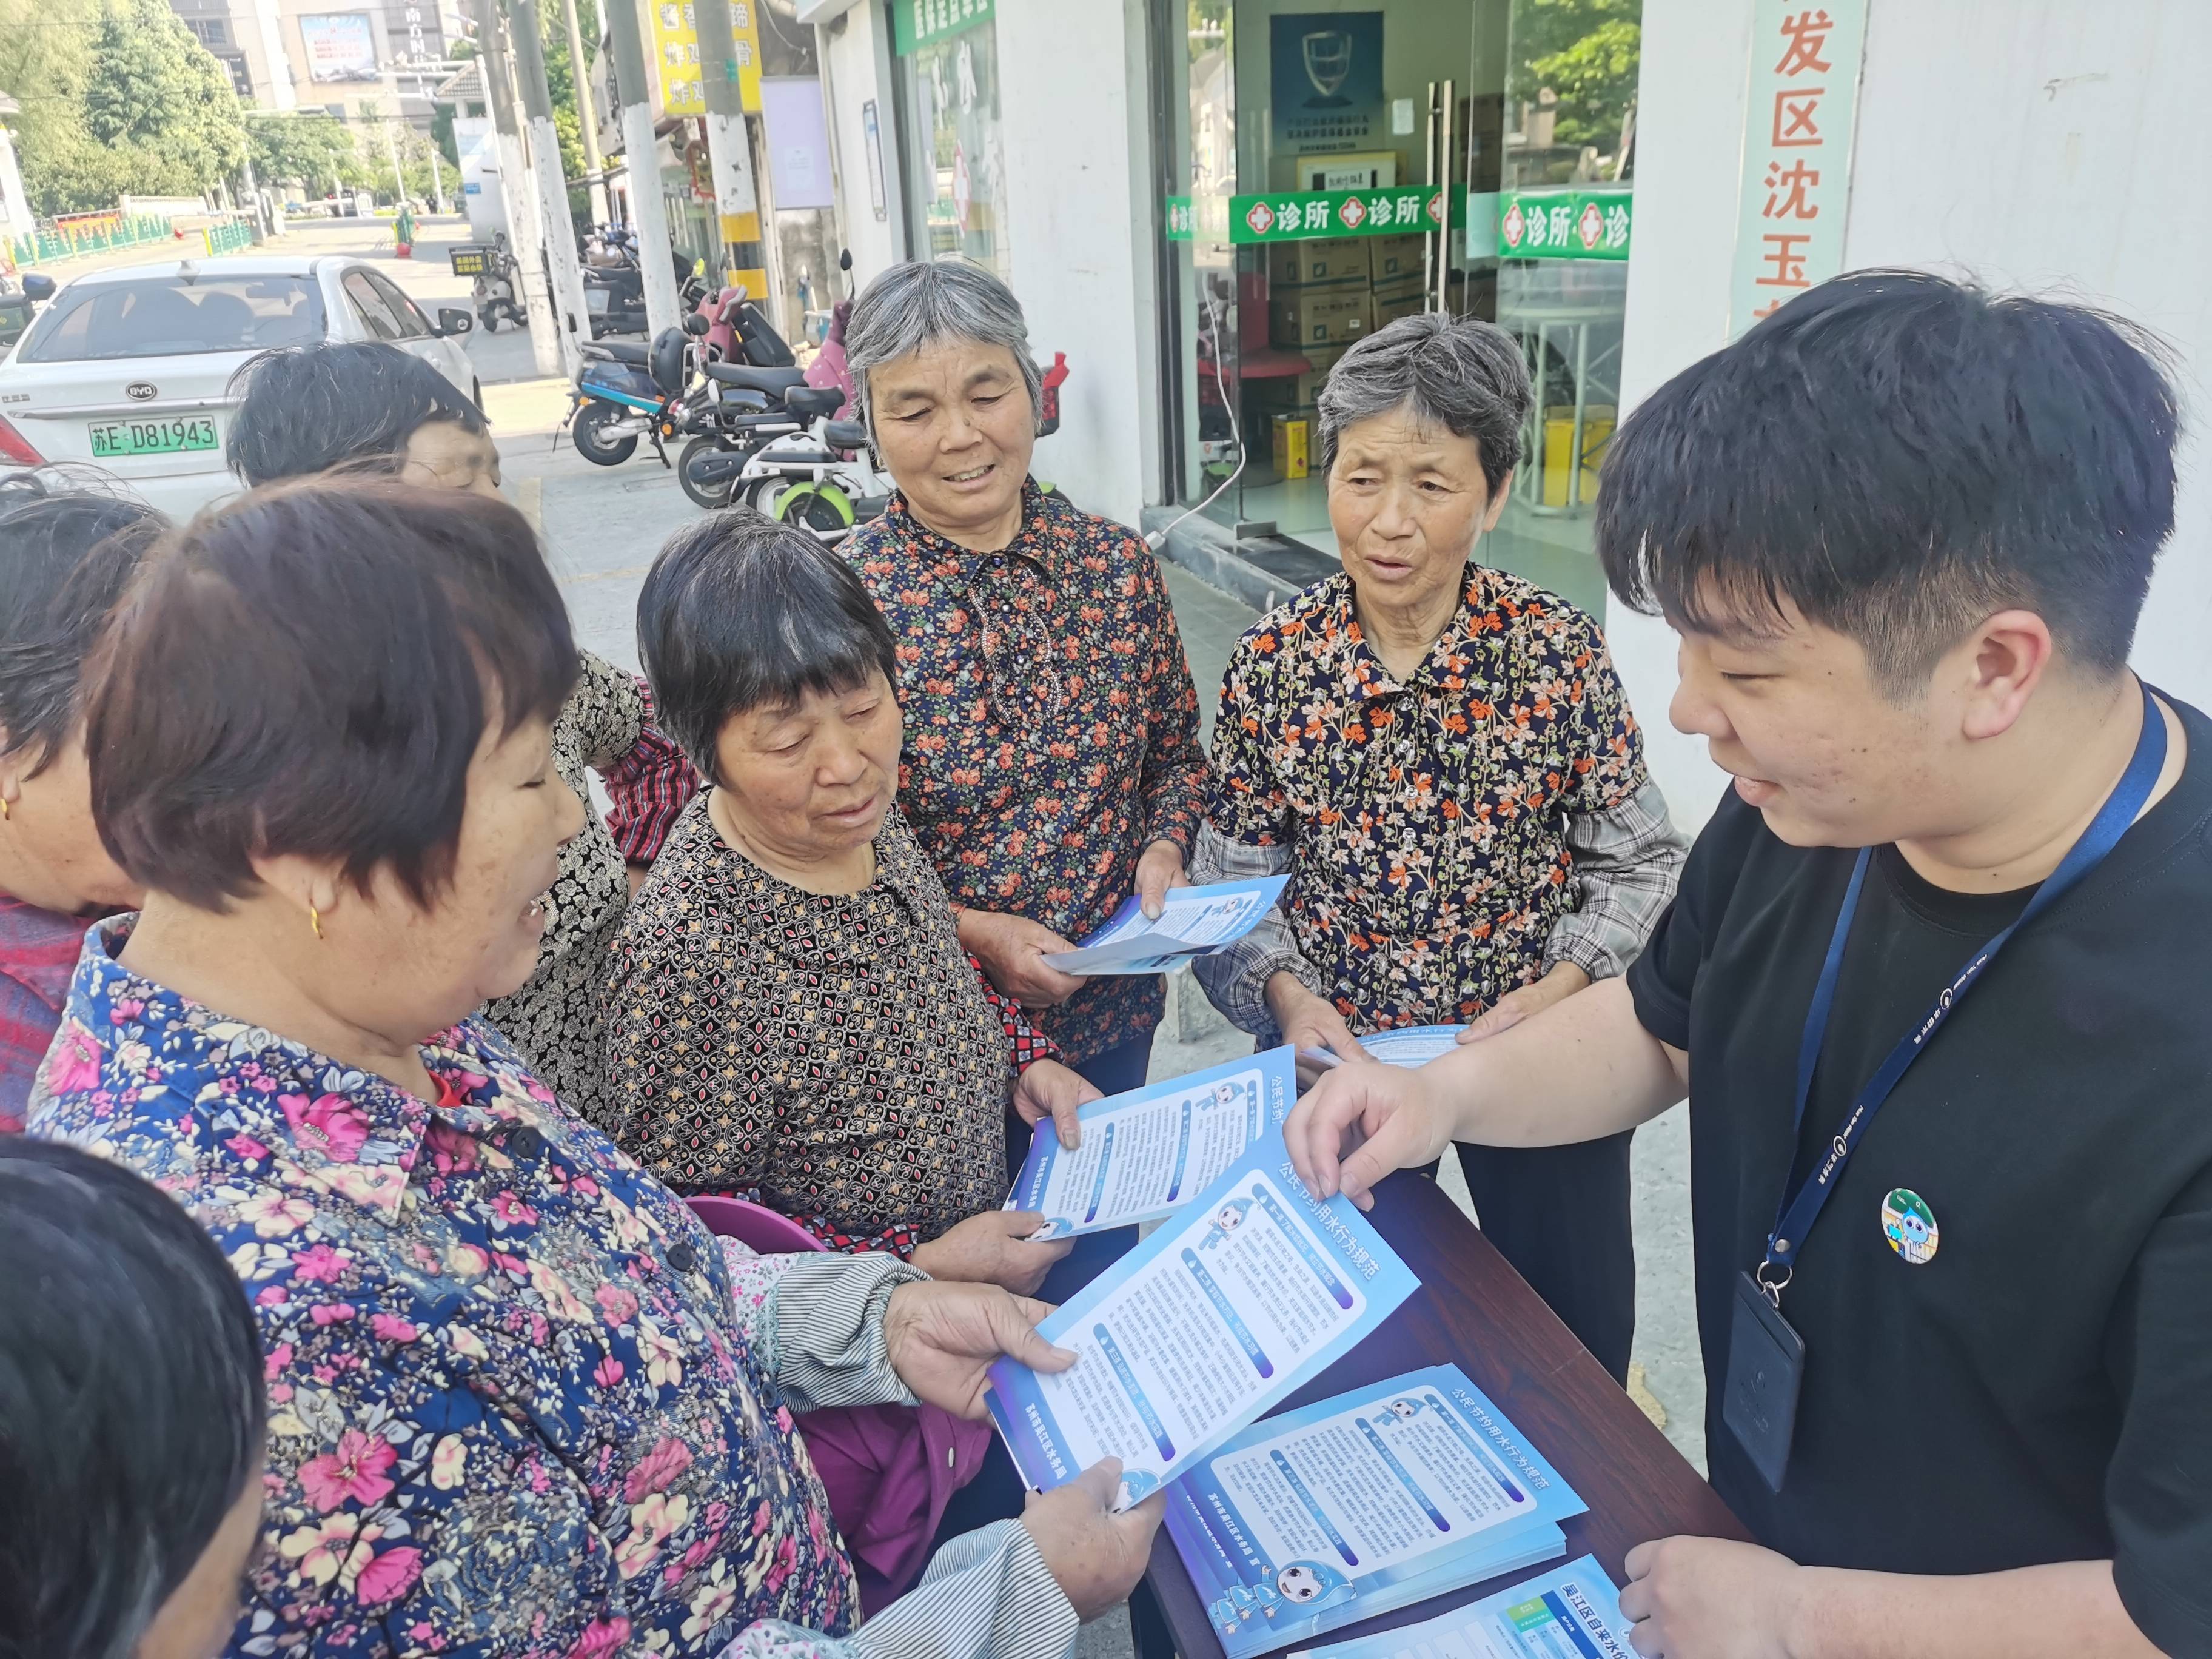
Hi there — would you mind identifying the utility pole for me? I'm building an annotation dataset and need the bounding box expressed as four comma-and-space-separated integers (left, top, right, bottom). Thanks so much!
605, 0, 681, 339
474, 0, 561, 375
558, 0, 610, 227
510, 0, 594, 378
691, 0, 762, 291
382, 118, 406, 207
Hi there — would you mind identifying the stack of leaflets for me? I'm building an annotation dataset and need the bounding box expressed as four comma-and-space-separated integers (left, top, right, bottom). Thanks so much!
1041, 875, 1290, 976
1006, 1048, 1298, 1239
1288, 1555, 1632, 1659
1164, 1366, 1586, 1657
987, 1124, 1419, 1509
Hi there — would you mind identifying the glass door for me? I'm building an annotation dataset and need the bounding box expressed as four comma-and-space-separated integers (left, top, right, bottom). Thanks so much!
1153, 0, 1640, 609
1478, 0, 1641, 614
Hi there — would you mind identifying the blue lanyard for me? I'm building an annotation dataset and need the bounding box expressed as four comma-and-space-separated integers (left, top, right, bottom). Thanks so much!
1758, 682, 2168, 1298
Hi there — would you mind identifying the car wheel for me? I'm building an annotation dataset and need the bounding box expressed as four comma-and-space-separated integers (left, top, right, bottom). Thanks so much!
571, 400, 639, 466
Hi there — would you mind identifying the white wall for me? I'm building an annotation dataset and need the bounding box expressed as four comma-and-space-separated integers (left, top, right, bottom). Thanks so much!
997, 0, 1160, 524
817, 1, 907, 286
1617, 0, 2212, 831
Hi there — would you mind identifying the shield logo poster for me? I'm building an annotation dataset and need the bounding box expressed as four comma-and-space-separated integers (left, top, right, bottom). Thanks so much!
1270, 12, 1384, 158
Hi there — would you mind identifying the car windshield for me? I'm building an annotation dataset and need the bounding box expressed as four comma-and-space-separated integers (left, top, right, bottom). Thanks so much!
18, 274, 324, 363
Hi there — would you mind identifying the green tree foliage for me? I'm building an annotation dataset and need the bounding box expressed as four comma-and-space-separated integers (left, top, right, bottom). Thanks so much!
84, 0, 249, 183
248, 113, 364, 194
0, 0, 251, 213
1507, 0, 1640, 158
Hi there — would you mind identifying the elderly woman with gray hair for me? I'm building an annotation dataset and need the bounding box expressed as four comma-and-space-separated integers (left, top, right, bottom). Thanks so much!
1188, 312, 1687, 1381
837, 260, 1210, 1104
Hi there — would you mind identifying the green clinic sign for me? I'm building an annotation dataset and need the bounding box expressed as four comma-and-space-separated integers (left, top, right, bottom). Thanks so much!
1497, 190, 1631, 261
1227, 187, 1444, 244
891, 0, 991, 55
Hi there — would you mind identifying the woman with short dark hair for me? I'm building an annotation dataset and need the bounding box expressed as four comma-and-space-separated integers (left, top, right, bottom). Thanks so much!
609, 511, 1096, 1287
226, 341, 702, 1130
28, 478, 1157, 1658
1191, 312, 1687, 1381
0, 474, 164, 1130
0, 1137, 267, 1659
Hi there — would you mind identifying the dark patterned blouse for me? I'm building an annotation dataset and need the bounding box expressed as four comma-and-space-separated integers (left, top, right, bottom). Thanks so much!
1197, 565, 1674, 1033
605, 796, 1057, 1253
840, 483, 1211, 1063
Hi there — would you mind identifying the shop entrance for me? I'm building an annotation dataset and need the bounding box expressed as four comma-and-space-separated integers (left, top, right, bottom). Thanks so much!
1153, 0, 1639, 614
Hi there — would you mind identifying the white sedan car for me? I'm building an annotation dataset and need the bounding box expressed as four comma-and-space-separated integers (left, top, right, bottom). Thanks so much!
0, 254, 479, 518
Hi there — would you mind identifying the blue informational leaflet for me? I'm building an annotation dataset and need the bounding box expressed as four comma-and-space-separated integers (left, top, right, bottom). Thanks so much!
987, 1130, 1419, 1510
1299, 1027, 1467, 1073
1006, 1048, 1298, 1239
1041, 875, 1291, 975
1165, 1366, 1587, 1657
1289, 1556, 1634, 1659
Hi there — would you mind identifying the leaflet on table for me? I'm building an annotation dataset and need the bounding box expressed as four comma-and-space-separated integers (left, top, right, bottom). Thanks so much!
1165, 1364, 1587, 1658
986, 1131, 1419, 1510
1300, 1026, 1468, 1073
1008, 1048, 1298, 1239
1289, 1555, 1633, 1659
1041, 875, 1290, 975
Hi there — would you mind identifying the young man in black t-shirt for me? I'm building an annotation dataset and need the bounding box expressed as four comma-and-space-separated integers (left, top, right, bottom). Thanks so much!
1285, 271, 2210, 1658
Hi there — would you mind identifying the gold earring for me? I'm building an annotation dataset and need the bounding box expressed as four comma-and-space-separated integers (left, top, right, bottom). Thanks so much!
309, 904, 323, 941
1, 797, 8, 820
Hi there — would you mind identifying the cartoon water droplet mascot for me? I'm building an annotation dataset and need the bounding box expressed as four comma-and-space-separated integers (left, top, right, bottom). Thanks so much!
1202, 1195, 1255, 1250
1275, 1560, 1354, 1614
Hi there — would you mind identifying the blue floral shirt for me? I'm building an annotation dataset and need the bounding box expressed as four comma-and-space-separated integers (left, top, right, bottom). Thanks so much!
27, 919, 1078, 1659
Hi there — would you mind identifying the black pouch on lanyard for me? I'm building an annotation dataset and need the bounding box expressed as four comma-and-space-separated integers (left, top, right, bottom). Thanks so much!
1721, 1269, 1805, 1493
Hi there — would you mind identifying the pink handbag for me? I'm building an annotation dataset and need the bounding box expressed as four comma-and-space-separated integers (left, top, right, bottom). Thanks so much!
686, 1197, 995, 1613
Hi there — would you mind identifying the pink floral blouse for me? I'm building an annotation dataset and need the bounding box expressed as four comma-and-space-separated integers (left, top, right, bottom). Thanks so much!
28, 918, 1078, 1659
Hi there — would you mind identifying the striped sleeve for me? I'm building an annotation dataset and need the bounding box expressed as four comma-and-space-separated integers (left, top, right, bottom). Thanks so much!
714, 1522, 1078, 1659
720, 1241, 928, 1413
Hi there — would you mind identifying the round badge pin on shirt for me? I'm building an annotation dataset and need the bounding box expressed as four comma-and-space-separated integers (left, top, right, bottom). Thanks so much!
1880, 1188, 1939, 1264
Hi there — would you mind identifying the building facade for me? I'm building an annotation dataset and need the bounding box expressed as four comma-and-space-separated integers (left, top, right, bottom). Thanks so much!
806, 0, 2212, 827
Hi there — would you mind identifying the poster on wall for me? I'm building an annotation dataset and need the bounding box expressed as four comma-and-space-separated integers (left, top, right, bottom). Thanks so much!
298, 13, 380, 82
1270, 12, 1383, 158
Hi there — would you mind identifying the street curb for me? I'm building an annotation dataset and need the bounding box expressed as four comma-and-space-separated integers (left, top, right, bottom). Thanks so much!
1138, 504, 1338, 618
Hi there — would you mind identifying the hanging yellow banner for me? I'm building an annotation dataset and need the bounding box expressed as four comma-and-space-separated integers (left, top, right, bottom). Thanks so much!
649, 0, 762, 118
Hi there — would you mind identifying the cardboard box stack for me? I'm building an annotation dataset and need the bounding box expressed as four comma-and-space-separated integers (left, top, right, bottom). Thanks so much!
1256, 234, 1434, 474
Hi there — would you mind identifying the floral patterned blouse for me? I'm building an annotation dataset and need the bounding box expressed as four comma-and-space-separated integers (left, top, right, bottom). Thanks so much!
28, 918, 1076, 1659
1193, 566, 1685, 1037
604, 798, 1057, 1255
842, 483, 1210, 1063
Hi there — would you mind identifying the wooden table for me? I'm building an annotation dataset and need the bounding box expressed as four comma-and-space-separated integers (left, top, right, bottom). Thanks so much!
1139, 1170, 1752, 1659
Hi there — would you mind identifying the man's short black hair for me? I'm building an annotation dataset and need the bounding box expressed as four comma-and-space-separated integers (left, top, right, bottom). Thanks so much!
0, 1138, 265, 1659
0, 473, 165, 772
226, 341, 487, 486
638, 511, 898, 788
87, 477, 578, 910
1597, 269, 2178, 692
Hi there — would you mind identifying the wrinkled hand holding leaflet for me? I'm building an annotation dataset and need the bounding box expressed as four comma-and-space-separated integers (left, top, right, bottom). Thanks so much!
987, 1128, 1418, 1510
1166, 1364, 1587, 1657
1042, 876, 1290, 976
1006, 1047, 1298, 1239
1289, 1556, 1634, 1659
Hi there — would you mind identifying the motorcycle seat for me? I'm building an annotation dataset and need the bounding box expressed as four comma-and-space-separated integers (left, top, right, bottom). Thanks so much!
705, 361, 808, 395
824, 418, 870, 450
587, 340, 651, 366
786, 385, 843, 421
